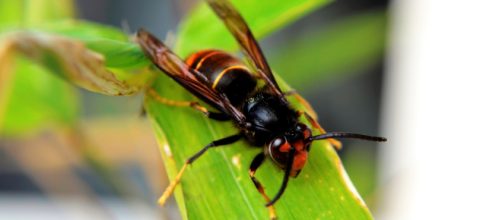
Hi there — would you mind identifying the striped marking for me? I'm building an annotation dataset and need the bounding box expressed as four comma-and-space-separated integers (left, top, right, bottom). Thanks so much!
185, 50, 209, 67
194, 51, 222, 71
212, 65, 248, 89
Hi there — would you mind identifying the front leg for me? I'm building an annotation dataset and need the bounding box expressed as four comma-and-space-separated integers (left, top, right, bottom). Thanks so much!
157, 134, 241, 206
249, 153, 277, 220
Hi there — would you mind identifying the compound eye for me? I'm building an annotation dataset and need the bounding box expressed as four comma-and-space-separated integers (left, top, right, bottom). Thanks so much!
271, 137, 285, 149
268, 137, 290, 167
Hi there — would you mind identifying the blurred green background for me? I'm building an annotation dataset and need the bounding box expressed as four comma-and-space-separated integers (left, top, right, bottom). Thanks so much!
0, 0, 388, 219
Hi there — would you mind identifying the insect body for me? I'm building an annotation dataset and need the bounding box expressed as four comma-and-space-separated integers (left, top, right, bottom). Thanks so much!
137, 0, 386, 219
186, 50, 256, 106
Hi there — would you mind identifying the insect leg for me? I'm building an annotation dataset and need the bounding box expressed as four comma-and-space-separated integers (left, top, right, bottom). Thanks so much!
147, 88, 230, 121
249, 153, 277, 220
158, 134, 241, 206
298, 110, 343, 150
266, 147, 295, 207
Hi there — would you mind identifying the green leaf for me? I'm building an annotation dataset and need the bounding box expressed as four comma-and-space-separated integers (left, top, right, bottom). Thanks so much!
0, 56, 79, 135
2, 19, 151, 70
145, 0, 374, 219
0, 27, 152, 135
1, 31, 147, 94
0, 1, 152, 135
0, 0, 79, 135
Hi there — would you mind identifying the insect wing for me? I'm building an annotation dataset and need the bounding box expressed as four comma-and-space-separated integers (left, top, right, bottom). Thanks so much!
206, 0, 284, 98
137, 29, 246, 123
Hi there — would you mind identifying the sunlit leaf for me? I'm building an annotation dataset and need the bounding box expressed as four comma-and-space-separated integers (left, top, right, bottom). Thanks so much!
1, 32, 145, 95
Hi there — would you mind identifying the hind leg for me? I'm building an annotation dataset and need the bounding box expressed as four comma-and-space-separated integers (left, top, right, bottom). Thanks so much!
147, 88, 229, 121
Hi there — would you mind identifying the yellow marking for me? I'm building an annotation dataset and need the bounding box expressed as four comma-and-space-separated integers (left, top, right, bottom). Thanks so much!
194, 50, 220, 71
211, 65, 248, 89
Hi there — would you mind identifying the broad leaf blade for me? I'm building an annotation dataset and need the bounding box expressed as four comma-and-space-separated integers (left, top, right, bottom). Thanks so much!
146, 75, 373, 219
145, 0, 373, 219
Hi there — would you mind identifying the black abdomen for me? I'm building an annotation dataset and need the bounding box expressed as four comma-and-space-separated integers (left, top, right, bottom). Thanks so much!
186, 50, 257, 106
